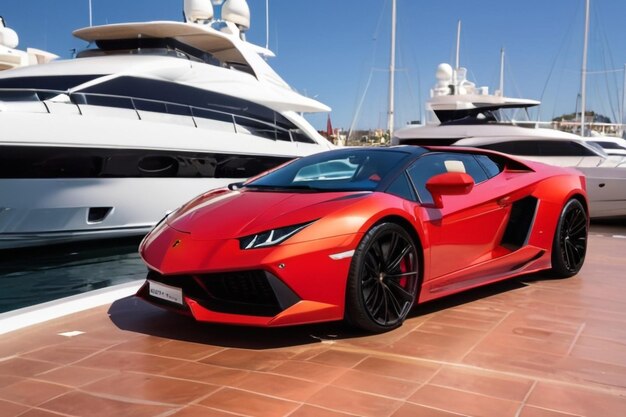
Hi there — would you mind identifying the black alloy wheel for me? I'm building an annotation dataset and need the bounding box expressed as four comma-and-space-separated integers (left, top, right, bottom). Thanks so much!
551, 198, 588, 278
345, 222, 420, 333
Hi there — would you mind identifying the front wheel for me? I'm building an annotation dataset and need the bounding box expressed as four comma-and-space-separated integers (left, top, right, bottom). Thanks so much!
345, 222, 420, 333
551, 198, 588, 278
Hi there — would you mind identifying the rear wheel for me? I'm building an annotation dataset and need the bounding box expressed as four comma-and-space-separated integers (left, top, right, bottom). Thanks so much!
345, 222, 420, 333
551, 199, 588, 278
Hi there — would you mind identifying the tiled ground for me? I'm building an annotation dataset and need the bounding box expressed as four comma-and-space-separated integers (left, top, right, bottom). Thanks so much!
1, 224, 626, 417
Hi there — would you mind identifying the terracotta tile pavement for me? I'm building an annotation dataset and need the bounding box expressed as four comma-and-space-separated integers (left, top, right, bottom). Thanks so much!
0, 228, 626, 416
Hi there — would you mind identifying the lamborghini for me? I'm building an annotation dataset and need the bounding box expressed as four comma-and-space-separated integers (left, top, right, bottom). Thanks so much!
137, 146, 588, 332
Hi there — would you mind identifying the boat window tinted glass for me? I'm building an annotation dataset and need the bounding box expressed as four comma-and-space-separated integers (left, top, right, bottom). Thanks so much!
479, 140, 597, 157
408, 153, 488, 204
234, 117, 291, 142
537, 141, 597, 156
479, 141, 538, 156
291, 129, 317, 144
75, 76, 304, 140
386, 173, 417, 201
246, 149, 410, 192
475, 154, 504, 178
0, 75, 104, 91
85, 38, 224, 67
0, 145, 290, 179
73, 94, 135, 109
398, 138, 460, 146
592, 141, 623, 150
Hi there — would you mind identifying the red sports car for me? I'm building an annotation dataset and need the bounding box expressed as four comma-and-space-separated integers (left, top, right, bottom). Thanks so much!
137, 146, 588, 332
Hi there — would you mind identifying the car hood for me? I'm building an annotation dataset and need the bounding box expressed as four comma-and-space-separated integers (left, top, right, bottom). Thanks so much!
167, 188, 371, 240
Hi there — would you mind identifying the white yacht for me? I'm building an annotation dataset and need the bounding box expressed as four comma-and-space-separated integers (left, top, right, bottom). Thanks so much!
0, 0, 333, 249
0, 16, 58, 70
585, 133, 626, 156
393, 63, 626, 219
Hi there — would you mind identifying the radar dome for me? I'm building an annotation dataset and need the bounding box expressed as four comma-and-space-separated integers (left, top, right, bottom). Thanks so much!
184, 0, 214, 23
0, 27, 19, 49
436, 63, 453, 81
222, 0, 250, 32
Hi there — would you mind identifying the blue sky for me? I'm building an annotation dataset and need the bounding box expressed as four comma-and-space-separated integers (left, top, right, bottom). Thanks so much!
2, 0, 626, 131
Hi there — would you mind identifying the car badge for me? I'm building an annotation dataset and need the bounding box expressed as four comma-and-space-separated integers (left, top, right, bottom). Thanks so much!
172, 239, 182, 248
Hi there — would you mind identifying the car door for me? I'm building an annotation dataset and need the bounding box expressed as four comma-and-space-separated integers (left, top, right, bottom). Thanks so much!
408, 152, 513, 282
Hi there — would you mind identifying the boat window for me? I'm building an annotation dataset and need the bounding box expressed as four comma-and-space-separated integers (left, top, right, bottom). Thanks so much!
72, 94, 136, 110
290, 129, 317, 144
397, 138, 460, 146
77, 38, 224, 67
0, 75, 104, 91
536, 141, 598, 156
0, 145, 290, 179
81, 76, 275, 122
591, 141, 624, 150
234, 117, 292, 142
479, 140, 598, 157
407, 152, 488, 205
478, 141, 538, 156
73, 76, 306, 141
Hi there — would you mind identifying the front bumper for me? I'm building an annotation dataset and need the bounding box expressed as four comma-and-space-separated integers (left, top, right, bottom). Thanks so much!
137, 223, 361, 326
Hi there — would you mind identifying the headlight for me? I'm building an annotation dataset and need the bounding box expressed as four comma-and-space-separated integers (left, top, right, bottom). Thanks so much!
239, 221, 316, 250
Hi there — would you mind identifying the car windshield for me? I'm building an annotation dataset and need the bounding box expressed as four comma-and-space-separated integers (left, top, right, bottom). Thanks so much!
245, 149, 410, 192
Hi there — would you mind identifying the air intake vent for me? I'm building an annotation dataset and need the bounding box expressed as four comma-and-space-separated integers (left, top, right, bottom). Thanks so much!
501, 196, 538, 250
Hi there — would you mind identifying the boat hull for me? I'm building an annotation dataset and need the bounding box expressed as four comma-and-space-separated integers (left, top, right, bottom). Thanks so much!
0, 177, 234, 249
578, 167, 626, 219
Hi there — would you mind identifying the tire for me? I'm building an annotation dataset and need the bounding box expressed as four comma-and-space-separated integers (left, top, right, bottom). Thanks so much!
345, 222, 420, 333
551, 198, 588, 278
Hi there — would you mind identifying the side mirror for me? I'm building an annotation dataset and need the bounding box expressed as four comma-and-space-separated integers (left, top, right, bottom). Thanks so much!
425, 172, 474, 208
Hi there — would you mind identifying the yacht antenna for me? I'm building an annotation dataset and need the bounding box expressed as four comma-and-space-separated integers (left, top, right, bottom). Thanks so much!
499, 47, 505, 96
265, 0, 269, 50
455, 20, 461, 70
89, 0, 93, 27
580, 0, 590, 137
387, 0, 396, 138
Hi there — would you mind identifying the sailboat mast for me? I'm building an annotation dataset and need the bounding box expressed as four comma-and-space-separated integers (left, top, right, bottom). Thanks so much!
265, 0, 269, 50
453, 20, 461, 92
89, 0, 93, 27
499, 47, 505, 96
580, 0, 590, 137
387, 0, 396, 138
619, 64, 626, 137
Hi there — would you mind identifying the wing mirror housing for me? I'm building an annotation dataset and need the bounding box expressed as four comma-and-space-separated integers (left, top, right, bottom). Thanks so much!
425, 172, 474, 208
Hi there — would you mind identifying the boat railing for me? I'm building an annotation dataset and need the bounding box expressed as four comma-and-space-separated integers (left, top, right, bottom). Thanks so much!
0, 87, 309, 143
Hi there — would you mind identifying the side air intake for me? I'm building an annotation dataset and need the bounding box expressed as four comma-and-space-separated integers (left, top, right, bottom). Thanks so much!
500, 196, 538, 250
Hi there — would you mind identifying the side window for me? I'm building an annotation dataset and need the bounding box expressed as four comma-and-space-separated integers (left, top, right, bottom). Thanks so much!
407, 153, 488, 204
386, 173, 417, 201
475, 154, 504, 178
